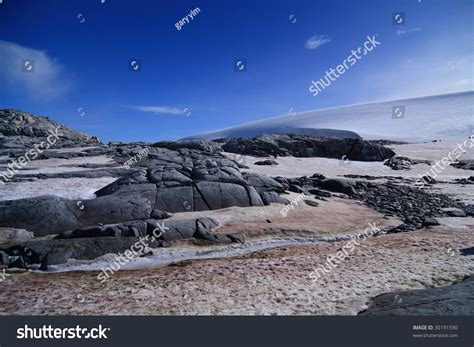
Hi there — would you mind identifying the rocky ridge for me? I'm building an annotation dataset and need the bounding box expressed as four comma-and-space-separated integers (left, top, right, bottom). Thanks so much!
0, 109, 100, 157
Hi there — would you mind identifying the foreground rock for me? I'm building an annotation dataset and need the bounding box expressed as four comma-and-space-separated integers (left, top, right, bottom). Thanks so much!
360, 276, 474, 315
20, 237, 152, 266
0, 216, 244, 267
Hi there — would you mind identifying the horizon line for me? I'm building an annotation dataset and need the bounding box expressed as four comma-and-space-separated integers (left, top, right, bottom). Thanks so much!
184, 89, 474, 139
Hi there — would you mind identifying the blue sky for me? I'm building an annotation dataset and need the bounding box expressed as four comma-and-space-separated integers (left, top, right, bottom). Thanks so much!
0, 0, 472, 142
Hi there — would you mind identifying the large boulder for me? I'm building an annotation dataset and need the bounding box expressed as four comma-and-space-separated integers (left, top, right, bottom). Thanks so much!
0, 156, 272, 235
0, 195, 171, 236
96, 159, 265, 213
317, 178, 358, 196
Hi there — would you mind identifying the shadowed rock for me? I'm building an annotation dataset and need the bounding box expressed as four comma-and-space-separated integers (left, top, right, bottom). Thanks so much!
55, 217, 235, 245
384, 156, 431, 170
22, 237, 154, 266
254, 159, 279, 166
318, 178, 358, 196
360, 276, 474, 315
24, 218, 242, 265
451, 160, 474, 170
0, 195, 171, 236
220, 134, 395, 161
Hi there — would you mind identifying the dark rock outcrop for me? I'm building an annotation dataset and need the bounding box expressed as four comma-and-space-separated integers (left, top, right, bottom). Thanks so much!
0, 195, 171, 236
454, 176, 474, 185
3, 167, 141, 182
460, 247, 474, 256
349, 181, 466, 232
22, 237, 155, 266
451, 160, 474, 170
360, 276, 474, 315
14, 218, 243, 265
221, 134, 395, 161
260, 191, 290, 205
55, 217, 239, 245
152, 140, 222, 154
304, 200, 319, 207
0, 245, 42, 269
441, 207, 467, 217
274, 174, 467, 232
318, 178, 358, 196
0, 153, 286, 235
384, 156, 431, 170
242, 172, 285, 195
182, 127, 362, 141
465, 205, 474, 217
254, 159, 279, 166
0, 109, 101, 157
422, 216, 439, 227
419, 175, 437, 185
96, 158, 265, 211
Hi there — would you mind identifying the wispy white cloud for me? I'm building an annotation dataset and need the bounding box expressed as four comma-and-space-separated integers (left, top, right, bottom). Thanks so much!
133, 105, 186, 115
0, 40, 70, 100
396, 27, 422, 36
305, 34, 331, 50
